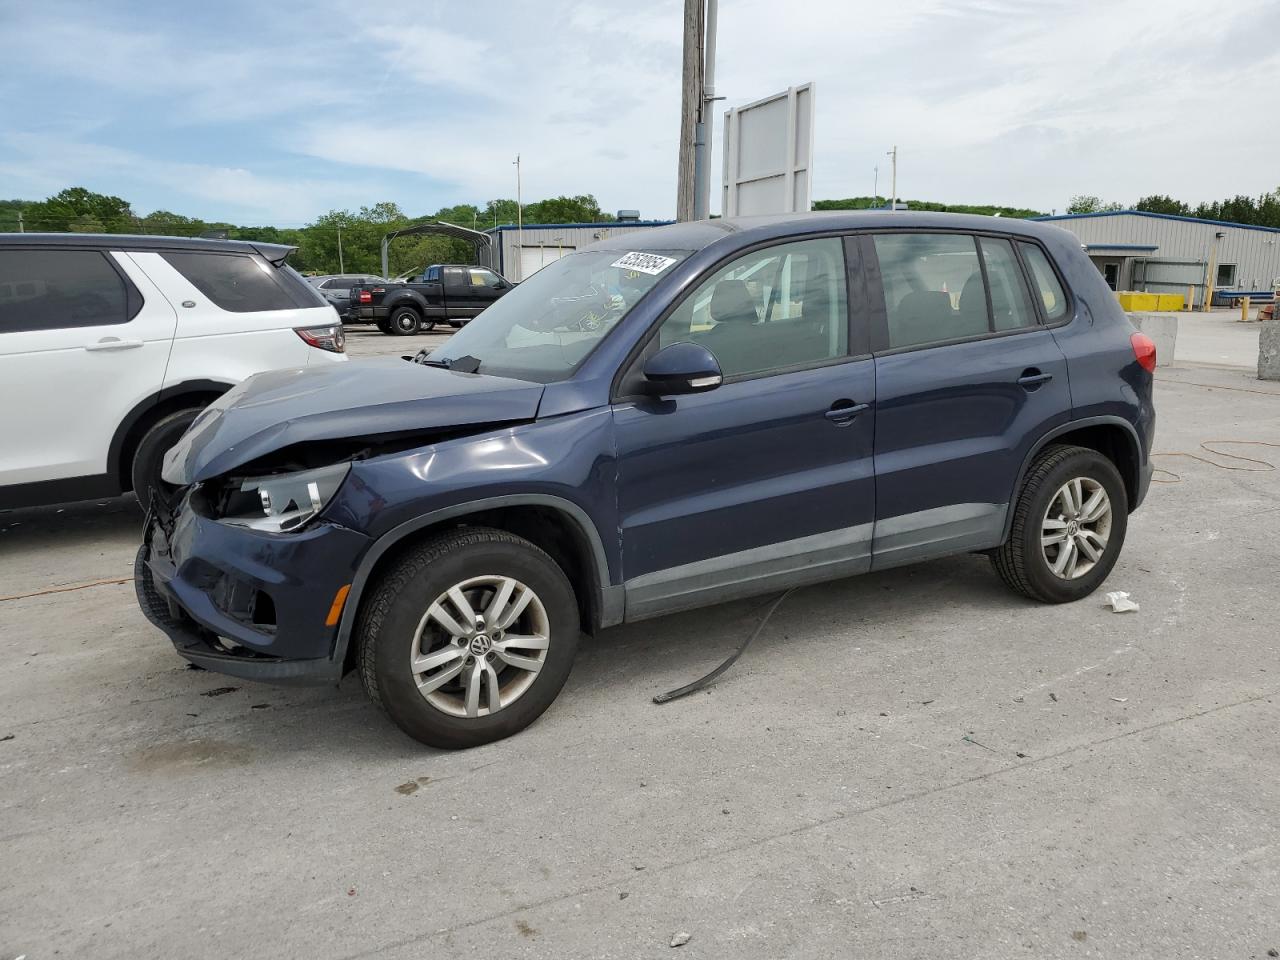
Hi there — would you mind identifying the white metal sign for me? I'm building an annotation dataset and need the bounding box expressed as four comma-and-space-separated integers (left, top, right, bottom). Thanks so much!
721, 82, 815, 217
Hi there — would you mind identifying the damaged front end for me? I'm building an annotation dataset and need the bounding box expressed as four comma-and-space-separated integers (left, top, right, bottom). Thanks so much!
134, 487, 372, 684
136, 356, 547, 684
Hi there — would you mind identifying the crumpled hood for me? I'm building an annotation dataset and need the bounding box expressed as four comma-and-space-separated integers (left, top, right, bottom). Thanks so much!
162, 357, 544, 484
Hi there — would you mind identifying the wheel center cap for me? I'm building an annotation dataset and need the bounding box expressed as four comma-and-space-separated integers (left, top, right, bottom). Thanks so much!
1066, 519, 1080, 536
470, 634, 493, 656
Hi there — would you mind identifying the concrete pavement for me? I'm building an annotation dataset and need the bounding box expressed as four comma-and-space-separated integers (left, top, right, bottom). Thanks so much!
3, 337, 1280, 958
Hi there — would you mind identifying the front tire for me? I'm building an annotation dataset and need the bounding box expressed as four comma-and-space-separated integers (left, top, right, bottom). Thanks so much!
991, 444, 1128, 603
130, 407, 203, 511
387, 306, 421, 336
356, 527, 580, 749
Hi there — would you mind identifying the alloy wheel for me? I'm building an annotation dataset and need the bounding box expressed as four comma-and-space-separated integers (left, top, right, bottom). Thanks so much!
1040, 477, 1112, 580
409, 575, 550, 718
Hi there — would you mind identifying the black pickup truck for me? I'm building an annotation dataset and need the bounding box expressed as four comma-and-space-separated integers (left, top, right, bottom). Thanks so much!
350, 264, 514, 335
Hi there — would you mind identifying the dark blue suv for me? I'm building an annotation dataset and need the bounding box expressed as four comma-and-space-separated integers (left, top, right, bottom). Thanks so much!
136, 212, 1157, 748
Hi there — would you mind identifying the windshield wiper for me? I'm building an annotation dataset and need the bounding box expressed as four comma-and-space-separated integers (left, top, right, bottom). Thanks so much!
413, 351, 482, 374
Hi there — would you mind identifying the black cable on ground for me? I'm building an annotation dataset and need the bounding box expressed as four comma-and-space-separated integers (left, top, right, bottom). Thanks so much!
1152, 439, 1279, 483
653, 587, 796, 704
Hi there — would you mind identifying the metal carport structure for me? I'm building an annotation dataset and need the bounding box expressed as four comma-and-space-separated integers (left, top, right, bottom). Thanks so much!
379, 221, 495, 278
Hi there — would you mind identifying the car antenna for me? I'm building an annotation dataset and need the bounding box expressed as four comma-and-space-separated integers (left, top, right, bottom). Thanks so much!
652, 587, 795, 704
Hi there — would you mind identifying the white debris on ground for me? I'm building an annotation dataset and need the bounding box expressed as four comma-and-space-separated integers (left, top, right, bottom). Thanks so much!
1104, 591, 1140, 613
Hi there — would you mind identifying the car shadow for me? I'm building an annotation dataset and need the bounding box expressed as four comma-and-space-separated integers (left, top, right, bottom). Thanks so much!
158, 552, 1021, 763
0, 494, 142, 554
573, 552, 1024, 701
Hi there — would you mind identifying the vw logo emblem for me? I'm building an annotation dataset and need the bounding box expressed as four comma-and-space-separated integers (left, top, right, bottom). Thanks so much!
470, 634, 493, 656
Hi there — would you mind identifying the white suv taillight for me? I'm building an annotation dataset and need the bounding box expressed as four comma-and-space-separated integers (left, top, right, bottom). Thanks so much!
295, 323, 346, 353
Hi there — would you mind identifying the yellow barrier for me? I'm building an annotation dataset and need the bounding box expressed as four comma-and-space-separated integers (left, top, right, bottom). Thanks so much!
1117, 291, 1184, 312
1117, 291, 1159, 311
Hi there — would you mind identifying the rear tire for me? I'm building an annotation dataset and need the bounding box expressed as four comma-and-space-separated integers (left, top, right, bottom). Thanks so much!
356, 527, 579, 749
991, 444, 1128, 603
388, 306, 420, 336
130, 407, 203, 512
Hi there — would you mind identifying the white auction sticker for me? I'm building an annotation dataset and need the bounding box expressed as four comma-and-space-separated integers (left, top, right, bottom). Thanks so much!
610, 252, 678, 276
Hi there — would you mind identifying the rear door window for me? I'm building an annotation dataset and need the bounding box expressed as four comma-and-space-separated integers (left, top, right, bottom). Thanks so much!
0, 249, 133, 333
872, 234, 988, 349
160, 252, 300, 313
871, 233, 1040, 349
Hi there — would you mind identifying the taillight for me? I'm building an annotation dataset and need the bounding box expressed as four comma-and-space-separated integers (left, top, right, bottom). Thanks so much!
1131, 332, 1156, 372
357, 290, 372, 304
295, 324, 346, 353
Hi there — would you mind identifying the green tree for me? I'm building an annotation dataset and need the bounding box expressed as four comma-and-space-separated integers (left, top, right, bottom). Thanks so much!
523, 194, 611, 224
481, 198, 522, 228
813, 197, 1044, 218
0, 199, 29, 232
139, 210, 207, 236
430, 203, 484, 230
1257, 188, 1280, 229
1134, 195, 1189, 216
24, 187, 138, 233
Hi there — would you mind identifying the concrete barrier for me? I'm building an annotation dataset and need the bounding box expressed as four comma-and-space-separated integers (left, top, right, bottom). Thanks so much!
1259, 319, 1280, 381
1126, 312, 1179, 366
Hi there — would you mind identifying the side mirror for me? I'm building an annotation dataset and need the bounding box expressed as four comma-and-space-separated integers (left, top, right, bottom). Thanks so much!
642, 341, 723, 395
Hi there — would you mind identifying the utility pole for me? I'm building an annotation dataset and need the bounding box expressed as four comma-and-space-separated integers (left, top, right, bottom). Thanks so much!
887, 145, 898, 211
873, 165, 879, 204
336, 226, 345, 274
514, 153, 524, 279
693, 0, 719, 220
676, 0, 704, 221
17, 210, 24, 233
1204, 231, 1224, 311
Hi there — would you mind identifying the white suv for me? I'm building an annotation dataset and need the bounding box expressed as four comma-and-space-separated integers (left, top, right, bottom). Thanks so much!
0, 234, 347, 511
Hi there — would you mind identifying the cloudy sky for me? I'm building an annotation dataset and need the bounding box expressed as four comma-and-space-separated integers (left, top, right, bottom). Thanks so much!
2, 0, 1278, 225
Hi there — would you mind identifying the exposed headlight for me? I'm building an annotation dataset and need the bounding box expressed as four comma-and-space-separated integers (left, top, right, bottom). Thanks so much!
219, 463, 351, 533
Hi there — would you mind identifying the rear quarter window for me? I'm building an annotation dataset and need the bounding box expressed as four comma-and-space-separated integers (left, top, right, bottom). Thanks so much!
1018, 242, 1069, 322
0, 249, 134, 333
160, 252, 314, 313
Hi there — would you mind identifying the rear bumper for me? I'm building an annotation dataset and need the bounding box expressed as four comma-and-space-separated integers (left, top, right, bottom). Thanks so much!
135, 504, 372, 685
1133, 456, 1154, 511
352, 305, 389, 321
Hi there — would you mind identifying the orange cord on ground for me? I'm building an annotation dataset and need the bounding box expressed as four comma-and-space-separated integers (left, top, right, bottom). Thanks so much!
0, 576, 132, 604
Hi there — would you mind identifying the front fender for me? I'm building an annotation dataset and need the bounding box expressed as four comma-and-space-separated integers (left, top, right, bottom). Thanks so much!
325, 407, 621, 667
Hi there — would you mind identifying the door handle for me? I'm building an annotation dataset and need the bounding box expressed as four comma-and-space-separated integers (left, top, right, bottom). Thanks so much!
85, 338, 144, 352
825, 401, 871, 423
1016, 370, 1053, 389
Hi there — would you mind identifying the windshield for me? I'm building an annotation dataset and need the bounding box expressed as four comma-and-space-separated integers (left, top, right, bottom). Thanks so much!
425, 249, 690, 382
